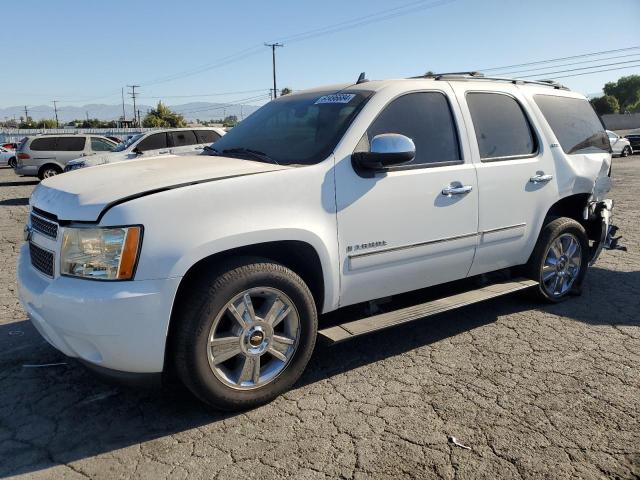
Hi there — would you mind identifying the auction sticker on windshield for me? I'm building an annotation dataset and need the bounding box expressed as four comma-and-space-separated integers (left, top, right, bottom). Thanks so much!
314, 93, 356, 104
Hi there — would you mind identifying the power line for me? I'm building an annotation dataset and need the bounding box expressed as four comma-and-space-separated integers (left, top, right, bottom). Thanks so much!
140, 88, 268, 99
547, 64, 640, 80
476, 46, 640, 73
518, 59, 640, 79
497, 53, 640, 76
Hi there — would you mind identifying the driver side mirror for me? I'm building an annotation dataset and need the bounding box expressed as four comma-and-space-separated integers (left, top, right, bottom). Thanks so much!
352, 134, 415, 170
132, 147, 143, 156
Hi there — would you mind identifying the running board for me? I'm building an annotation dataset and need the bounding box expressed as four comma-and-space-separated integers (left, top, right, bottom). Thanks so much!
318, 278, 538, 345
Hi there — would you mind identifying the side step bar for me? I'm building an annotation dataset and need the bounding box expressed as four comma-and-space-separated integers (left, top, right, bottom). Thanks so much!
318, 278, 538, 345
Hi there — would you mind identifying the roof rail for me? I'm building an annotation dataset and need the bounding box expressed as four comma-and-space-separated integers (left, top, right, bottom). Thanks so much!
410, 71, 569, 90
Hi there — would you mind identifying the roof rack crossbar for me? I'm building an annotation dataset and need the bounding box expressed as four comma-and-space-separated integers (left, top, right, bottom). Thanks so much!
409, 71, 568, 90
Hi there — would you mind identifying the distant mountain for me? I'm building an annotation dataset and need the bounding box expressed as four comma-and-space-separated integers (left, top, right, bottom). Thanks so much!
0, 102, 261, 123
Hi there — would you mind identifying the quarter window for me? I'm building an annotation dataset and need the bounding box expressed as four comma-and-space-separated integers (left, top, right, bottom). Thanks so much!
136, 133, 168, 152
534, 95, 609, 155
467, 93, 536, 160
195, 130, 221, 144
361, 92, 461, 166
91, 137, 116, 152
30, 137, 57, 151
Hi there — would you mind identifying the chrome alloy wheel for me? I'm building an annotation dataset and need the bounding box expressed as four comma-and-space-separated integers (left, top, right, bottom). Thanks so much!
207, 287, 300, 390
542, 233, 582, 297
42, 168, 58, 178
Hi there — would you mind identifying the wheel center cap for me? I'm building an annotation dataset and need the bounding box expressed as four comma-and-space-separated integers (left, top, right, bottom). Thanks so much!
249, 331, 264, 347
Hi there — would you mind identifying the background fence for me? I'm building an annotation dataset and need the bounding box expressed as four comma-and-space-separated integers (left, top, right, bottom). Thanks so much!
0, 128, 155, 143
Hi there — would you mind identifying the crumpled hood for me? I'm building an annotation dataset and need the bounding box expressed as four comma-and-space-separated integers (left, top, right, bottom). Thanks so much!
31, 154, 288, 221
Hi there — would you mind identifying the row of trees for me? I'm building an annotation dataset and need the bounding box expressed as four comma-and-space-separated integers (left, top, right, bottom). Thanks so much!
590, 75, 640, 115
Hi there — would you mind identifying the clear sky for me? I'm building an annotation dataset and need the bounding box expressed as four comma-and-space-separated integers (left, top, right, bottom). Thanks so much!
1, 0, 639, 108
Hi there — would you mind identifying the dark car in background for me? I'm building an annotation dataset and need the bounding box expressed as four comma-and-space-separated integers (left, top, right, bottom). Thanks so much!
625, 134, 640, 153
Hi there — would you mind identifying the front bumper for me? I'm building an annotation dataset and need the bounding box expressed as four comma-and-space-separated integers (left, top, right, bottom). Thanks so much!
587, 199, 625, 265
17, 243, 181, 373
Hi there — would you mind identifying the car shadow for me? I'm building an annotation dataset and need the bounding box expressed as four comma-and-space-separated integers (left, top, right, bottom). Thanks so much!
0, 197, 30, 206
0, 267, 637, 477
0, 180, 39, 187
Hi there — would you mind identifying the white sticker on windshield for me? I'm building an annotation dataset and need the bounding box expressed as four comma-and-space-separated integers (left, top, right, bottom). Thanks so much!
314, 93, 356, 105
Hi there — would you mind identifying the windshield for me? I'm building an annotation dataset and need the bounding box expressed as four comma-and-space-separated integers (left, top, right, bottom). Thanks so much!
114, 133, 144, 152
209, 90, 372, 165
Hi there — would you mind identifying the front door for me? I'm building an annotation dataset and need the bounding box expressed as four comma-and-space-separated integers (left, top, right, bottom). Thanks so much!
336, 89, 479, 307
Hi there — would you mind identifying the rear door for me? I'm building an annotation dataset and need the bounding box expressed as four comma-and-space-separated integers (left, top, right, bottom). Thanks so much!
90, 137, 117, 154
194, 129, 222, 151
168, 130, 199, 155
55, 136, 87, 164
135, 132, 170, 156
450, 83, 559, 275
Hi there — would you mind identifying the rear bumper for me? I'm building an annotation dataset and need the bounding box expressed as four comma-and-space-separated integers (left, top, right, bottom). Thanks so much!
17, 243, 181, 373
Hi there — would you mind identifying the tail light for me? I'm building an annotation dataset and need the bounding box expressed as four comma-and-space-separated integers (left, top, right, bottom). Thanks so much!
17, 153, 30, 160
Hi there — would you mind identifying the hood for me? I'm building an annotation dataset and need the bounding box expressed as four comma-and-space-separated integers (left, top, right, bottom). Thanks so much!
31, 154, 288, 221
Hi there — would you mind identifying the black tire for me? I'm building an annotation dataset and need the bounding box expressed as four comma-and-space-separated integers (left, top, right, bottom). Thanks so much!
524, 217, 589, 303
621, 146, 631, 157
173, 258, 317, 410
38, 164, 62, 180
8, 157, 16, 169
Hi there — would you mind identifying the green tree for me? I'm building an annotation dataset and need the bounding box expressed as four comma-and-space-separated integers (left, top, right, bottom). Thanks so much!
223, 115, 238, 127
142, 102, 187, 128
603, 75, 640, 111
18, 116, 37, 128
280, 87, 292, 96
590, 95, 619, 115
34, 119, 58, 129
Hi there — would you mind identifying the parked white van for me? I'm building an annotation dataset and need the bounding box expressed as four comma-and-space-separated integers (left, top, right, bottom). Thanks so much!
64, 127, 226, 171
18, 73, 620, 410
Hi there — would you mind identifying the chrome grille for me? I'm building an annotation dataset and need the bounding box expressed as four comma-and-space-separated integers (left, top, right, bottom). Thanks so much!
29, 242, 55, 278
30, 213, 58, 239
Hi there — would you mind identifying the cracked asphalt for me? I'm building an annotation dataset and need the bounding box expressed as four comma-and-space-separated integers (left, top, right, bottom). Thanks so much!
0, 159, 638, 479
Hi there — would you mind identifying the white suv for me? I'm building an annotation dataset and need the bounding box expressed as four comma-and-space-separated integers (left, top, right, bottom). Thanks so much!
64, 127, 226, 171
18, 74, 619, 410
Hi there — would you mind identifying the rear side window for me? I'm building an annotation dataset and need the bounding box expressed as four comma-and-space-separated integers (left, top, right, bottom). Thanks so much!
56, 137, 86, 151
535, 95, 610, 154
363, 92, 461, 166
467, 93, 536, 160
137, 133, 168, 152
30, 137, 57, 151
194, 130, 221, 144
169, 130, 198, 147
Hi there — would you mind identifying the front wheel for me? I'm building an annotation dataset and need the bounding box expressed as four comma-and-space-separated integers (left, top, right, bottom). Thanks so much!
524, 217, 589, 302
38, 165, 62, 180
173, 259, 317, 410
621, 146, 631, 157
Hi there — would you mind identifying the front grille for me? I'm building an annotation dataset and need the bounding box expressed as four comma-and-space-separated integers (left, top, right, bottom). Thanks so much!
30, 213, 58, 239
29, 242, 55, 278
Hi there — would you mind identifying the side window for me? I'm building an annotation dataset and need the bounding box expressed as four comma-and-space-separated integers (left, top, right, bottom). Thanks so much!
194, 130, 221, 144
91, 137, 116, 152
169, 130, 198, 147
467, 92, 536, 160
29, 137, 57, 151
534, 95, 609, 155
362, 92, 461, 166
55, 137, 86, 151
136, 133, 168, 152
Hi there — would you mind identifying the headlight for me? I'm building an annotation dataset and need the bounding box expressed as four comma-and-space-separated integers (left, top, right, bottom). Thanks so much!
60, 226, 142, 280
65, 161, 85, 172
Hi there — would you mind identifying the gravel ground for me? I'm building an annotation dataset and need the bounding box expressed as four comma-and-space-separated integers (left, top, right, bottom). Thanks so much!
0, 160, 638, 480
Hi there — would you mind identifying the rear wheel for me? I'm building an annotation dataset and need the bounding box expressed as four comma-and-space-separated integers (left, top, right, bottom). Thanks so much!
38, 164, 62, 180
173, 259, 317, 410
524, 217, 589, 302
8, 157, 16, 169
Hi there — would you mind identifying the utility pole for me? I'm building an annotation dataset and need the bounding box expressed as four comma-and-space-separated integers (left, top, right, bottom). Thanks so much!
85, 111, 90, 122
264, 43, 283, 99
24, 106, 29, 122
128, 85, 140, 126
52, 100, 59, 128
137, 109, 141, 127
121, 87, 126, 122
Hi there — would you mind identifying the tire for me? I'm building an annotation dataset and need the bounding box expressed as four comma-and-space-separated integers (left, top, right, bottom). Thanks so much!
173, 258, 317, 410
8, 157, 16, 169
38, 164, 62, 180
524, 217, 589, 303
621, 146, 631, 157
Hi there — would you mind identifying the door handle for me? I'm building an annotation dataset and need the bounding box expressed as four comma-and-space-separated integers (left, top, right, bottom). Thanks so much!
158, 150, 170, 154
442, 184, 473, 196
529, 174, 553, 184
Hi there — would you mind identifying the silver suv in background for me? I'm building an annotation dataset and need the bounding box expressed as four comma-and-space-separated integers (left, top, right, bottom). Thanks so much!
65, 127, 226, 171
15, 134, 118, 179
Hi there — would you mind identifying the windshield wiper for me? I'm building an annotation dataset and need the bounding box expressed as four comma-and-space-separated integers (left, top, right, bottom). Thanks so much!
222, 148, 279, 165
